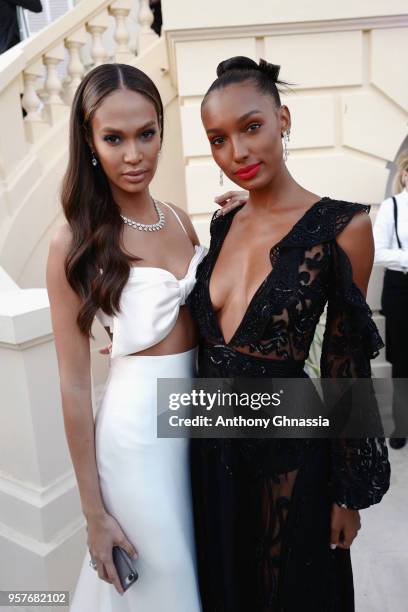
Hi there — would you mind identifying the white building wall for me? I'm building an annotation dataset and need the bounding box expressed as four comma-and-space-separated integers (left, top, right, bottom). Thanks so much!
162, 0, 408, 30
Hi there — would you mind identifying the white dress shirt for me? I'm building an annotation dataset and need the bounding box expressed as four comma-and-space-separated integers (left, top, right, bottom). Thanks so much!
374, 189, 408, 272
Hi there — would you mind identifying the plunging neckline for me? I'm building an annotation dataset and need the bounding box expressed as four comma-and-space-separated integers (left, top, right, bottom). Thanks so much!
207, 197, 328, 345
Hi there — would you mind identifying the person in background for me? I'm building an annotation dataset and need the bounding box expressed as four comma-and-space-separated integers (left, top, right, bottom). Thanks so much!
0, 0, 42, 54
149, 0, 162, 36
374, 150, 408, 449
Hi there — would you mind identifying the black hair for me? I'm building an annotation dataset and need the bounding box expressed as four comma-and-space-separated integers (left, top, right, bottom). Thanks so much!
202, 56, 288, 108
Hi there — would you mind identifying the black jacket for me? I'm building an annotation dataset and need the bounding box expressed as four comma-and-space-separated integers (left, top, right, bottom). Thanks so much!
0, 0, 42, 54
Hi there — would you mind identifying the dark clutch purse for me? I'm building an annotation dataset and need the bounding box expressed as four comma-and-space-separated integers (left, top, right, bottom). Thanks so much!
112, 546, 139, 591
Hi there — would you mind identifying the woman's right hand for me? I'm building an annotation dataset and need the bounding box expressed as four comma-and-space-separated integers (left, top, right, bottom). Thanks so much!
86, 511, 138, 595
214, 190, 248, 215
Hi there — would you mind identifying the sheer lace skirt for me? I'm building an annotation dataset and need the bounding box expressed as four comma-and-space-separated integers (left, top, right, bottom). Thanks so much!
190, 436, 355, 612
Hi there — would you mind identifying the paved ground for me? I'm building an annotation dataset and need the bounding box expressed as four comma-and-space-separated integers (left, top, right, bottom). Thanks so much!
352, 442, 408, 611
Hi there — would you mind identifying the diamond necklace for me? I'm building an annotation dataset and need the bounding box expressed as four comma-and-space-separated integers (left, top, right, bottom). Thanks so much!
120, 199, 165, 232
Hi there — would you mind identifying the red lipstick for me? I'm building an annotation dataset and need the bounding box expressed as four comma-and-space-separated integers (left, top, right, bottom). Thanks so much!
235, 162, 262, 180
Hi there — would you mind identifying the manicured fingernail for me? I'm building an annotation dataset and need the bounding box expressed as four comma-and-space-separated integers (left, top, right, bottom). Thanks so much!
330, 544, 337, 550
132, 553, 138, 560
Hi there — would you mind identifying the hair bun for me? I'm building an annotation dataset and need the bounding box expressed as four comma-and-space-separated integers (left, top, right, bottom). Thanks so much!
216, 56, 258, 77
216, 56, 281, 83
258, 59, 281, 82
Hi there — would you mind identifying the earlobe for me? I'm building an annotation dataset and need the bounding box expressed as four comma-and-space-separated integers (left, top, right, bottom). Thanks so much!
280, 123, 291, 138
279, 105, 291, 134
84, 130, 98, 165
87, 139, 97, 165
280, 103, 291, 160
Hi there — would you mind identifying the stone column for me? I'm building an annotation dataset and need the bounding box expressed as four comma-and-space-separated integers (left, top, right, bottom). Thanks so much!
0, 288, 86, 606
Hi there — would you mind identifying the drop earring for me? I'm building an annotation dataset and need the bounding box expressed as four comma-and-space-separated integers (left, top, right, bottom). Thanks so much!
91, 151, 98, 167
282, 129, 290, 162
219, 168, 224, 187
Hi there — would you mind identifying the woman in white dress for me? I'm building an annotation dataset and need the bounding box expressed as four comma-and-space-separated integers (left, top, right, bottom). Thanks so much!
46, 63, 207, 610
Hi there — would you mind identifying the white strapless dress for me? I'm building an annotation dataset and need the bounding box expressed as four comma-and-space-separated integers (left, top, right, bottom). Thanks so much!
70, 234, 207, 611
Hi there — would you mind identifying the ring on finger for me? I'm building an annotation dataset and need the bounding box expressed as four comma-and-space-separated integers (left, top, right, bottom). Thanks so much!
89, 558, 98, 570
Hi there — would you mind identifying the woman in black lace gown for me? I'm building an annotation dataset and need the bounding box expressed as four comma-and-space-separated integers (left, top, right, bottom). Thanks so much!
186, 57, 391, 612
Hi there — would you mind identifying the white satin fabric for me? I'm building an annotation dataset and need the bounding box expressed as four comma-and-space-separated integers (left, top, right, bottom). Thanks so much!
70, 225, 206, 610
96, 245, 207, 358
70, 348, 202, 611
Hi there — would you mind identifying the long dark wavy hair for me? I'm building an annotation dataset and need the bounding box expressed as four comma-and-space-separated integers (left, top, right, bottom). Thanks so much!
61, 63, 164, 336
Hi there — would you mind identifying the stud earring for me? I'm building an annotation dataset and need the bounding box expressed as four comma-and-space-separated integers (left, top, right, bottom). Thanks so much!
219, 168, 224, 187
91, 151, 98, 167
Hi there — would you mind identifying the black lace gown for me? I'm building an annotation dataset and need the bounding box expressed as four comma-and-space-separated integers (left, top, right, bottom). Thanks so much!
186, 197, 391, 612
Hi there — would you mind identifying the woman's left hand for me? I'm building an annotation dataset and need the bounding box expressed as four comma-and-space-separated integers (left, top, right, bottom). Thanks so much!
214, 190, 248, 215
330, 504, 361, 549
99, 343, 112, 355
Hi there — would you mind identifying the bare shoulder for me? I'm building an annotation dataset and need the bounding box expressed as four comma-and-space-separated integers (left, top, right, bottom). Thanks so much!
336, 210, 373, 296
49, 223, 73, 258
164, 201, 200, 246
336, 209, 373, 248
47, 224, 74, 290
164, 201, 193, 229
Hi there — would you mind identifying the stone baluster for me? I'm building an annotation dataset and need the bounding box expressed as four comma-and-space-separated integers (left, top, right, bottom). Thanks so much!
22, 59, 47, 143
137, 0, 158, 54
65, 27, 87, 103
43, 43, 66, 124
109, 0, 134, 64
86, 10, 110, 67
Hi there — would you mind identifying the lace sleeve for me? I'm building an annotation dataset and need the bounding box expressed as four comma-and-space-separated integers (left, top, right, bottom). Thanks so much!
320, 240, 390, 510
